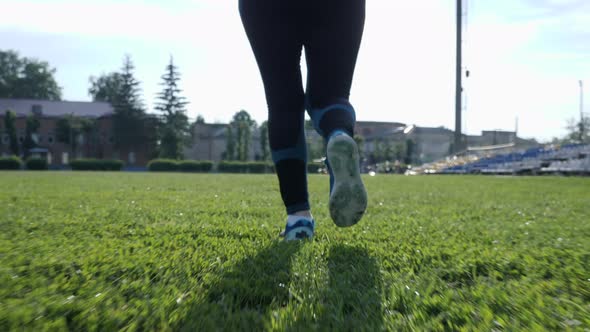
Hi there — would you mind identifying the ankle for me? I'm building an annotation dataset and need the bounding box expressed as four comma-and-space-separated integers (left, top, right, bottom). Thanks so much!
292, 210, 313, 219
328, 129, 349, 141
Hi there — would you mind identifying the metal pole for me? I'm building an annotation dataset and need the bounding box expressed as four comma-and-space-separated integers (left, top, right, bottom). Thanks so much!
454, 0, 463, 153
579, 80, 586, 143
515, 117, 518, 142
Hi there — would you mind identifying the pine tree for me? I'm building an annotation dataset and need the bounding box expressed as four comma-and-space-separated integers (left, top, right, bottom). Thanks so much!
118, 56, 143, 112
112, 55, 146, 149
154, 56, 189, 159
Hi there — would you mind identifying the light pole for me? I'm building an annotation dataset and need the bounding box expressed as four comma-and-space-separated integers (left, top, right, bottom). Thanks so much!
579, 80, 586, 143
454, 0, 463, 153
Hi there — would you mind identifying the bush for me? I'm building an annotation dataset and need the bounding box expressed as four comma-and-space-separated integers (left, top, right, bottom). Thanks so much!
217, 161, 273, 173
0, 156, 22, 170
218, 161, 245, 173
70, 159, 124, 171
26, 157, 48, 170
102, 160, 125, 171
246, 162, 272, 174
147, 159, 178, 172
178, 160, 214, 173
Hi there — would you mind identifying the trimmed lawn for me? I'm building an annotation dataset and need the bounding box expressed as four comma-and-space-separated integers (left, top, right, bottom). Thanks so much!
1, 173, 589, 330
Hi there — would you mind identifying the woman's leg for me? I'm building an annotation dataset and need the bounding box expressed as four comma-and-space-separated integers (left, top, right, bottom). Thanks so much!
303, 0, 368, 227
239, 1, 310, 215
304, 0, 366, 138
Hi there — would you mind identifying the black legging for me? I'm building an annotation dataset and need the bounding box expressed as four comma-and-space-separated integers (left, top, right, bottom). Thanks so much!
240, 0, 365, 214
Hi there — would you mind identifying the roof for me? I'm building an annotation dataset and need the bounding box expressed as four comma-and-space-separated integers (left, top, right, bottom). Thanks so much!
412, 126, 454, 135
482, 130, 516, 134
29, 147, 49, 153
356, 120, 406, 127
364, 126, 407, 140
0, 98, 114, 118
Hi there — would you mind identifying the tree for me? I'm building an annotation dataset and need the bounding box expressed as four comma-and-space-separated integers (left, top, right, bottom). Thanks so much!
56, 116, 78, 157
159, 126, 181, 159
372, 139, 383, 163
23, 115, 41, 158
0, 51, 20, 98
225, 125, 235, 160
564, 116, 590, 144
4, 110, 19, 156
154, 57, 189, 159
404, 139, 415, 165
88, 72, 124, 103
88, 56, 146, 149
56, 115, 95, 159
196, 115, 205, 124
229, 110, 256, 161
371, 138, 391, 163
88, 56, 150, 155
259, 120, 270, 161
354, 134, 365, 160
80, 118, 98, 158
112, 56, 146, 149
393, 142, 406, 162
0, 50, 62, 100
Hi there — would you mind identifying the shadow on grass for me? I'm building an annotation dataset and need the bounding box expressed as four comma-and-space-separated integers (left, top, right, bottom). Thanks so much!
287, 244, 383, 331
180, 242, 382, 331
180, 240, 303, 331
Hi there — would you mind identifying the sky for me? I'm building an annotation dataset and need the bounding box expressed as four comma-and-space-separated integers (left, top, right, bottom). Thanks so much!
0, 0, 588, 142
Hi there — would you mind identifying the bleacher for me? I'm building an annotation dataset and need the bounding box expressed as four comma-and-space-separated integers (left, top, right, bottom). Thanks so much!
408, 144, 590, 176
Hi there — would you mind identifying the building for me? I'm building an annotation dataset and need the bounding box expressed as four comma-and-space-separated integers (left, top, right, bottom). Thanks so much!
184, 122, 263, 162
405, 126, 455, 163
467, 130, 517, 146
363, 124, 537, 164
182, 120, 539, 166
184, 123, 227, 161
0, 98, 154, 167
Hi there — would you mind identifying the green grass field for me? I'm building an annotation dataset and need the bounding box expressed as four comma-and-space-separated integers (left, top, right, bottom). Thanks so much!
1, 172, 589, 331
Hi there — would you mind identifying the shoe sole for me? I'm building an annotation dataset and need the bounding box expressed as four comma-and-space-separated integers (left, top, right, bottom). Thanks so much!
327, 134, 368, 227
284, 226, 313, 241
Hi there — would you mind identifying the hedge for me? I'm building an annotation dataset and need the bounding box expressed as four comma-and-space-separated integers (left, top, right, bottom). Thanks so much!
147, 159, 179, 172
246, 162, 272, 174
0, 156, 22, 170
26, 157, 48, 170
217, 161, 246, 173
217, 161, 274, 174
70, 159, 124, 171
143, 160, 326, 173
178, 160, 214, 173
